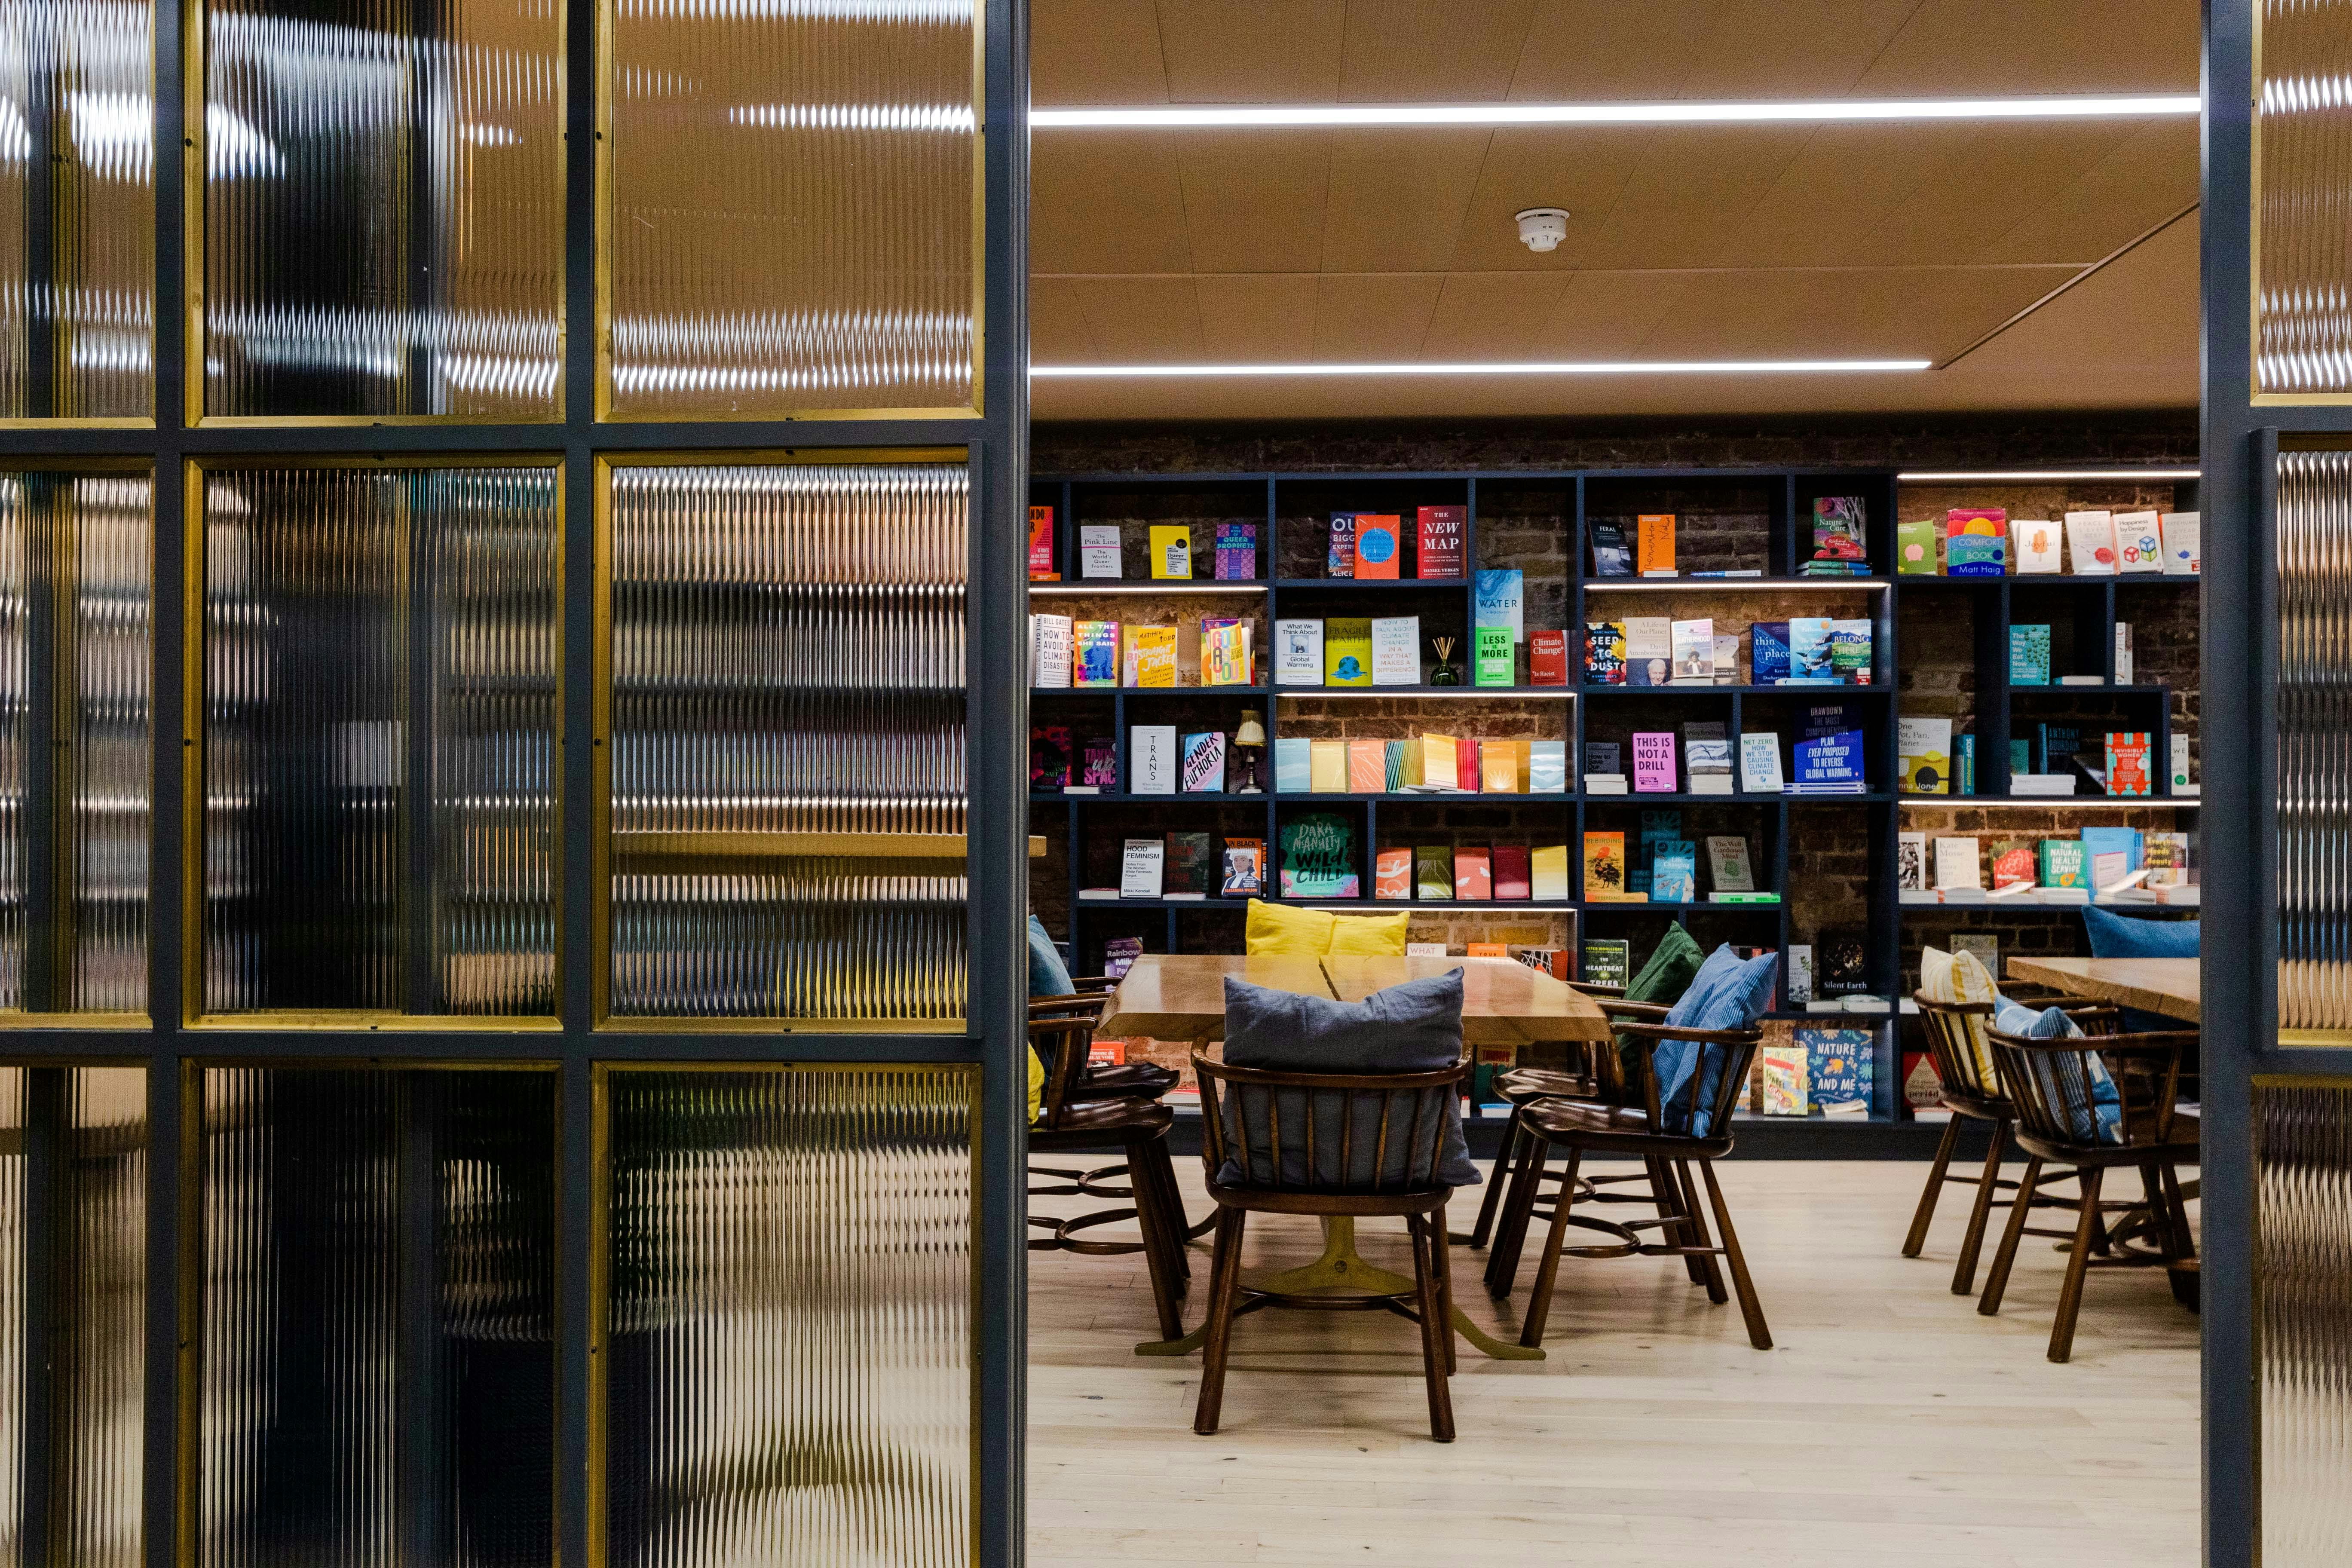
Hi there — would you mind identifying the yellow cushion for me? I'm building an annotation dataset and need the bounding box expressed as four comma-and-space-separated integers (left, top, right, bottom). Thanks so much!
1245, 898, 1335, 956
1027, 1044, 1045, 1124
1326, 910, 1410, 956
1920, 945, 2000, 1083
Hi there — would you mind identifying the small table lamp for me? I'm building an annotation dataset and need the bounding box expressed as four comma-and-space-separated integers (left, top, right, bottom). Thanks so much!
1231, 708, 1267, 793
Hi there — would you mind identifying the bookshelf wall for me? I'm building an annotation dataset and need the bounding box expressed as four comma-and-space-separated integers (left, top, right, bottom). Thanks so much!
1028, 467, 2201, 1140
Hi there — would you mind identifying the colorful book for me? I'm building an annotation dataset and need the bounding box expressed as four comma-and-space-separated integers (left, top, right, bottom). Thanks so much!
1078, 524, 1121, 579
1492, 844, 1532, 902
1669, 618, 1715, 683
1353, 514, 1402, 579
1180, 732, 1226, 793
1474, 625, 1514, 687
1804, 1029, 1873, 1114
2115, 510, 2163, 573
1323, 617, 1373, 686
1455, 736, 1482, 793
1222, 838, 1266, 897
1530, 629, 1568, 686
1414, 845, 1454, 901
1751, 621, 1791, 684
1454, 845, 1493, 900
1791, 729, 1867, 794
1274, 619, 1323, 686
1651, 840, 1698, 903
1945, 509, 2007, 577
1080, 737, 1116, 789
1407, 733, 1457, 790
1474, 569, 1525, 642
2106, 732, 2153, 796
1632, 731, 1678, 793
1372, 616, 1421, 685
1899, 716, 1953, 793
1149, 524, 1191, 580
1990, 838, 2036, 890
1896, 519, 1939, 575
2015, 519, 2063, 574
2039, 837, 2088, 888
1029, 724, 1071, 790
1811, 496, 1868, 563
1479, 743, 1518, 794
1028, 505, 1055, 580
1074, 620, 1119, 687
1278, 812, 1359, 899
1203, 619, 1251, 686
1126, 625, 1178, 688
1213, 521, 1257, 581
1786, 617, 1835, 681
1637, 513, 1677, 576
1582, 938, 1631, 988
1374, 845, 1412, 900
1759, 1039, 1808, 1115
1528, 740, 1567, 793
1326, 513, 1357, 578
1829, 619, 1873, 685
1584, 622, 1628, 684
1531, 844, 1570, 901
1416, 506, 1465, 578
1582, 832, 1633, 900
2009, 624, 2052, 685
1348, 738, 1386, 793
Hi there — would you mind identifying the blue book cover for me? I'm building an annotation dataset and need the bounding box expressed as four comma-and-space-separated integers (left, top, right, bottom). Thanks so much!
1751, 620, 1791, 684
1474, 569, 1525, 641
1803, 701, 1860, 740
2008, 624, 2051, 685
1274, 737, 1311, 793
2011, 739, 2031, 774
2035, 722, 2083, 773
2079, 826, 2144, 879
1958, 733, 1976, 795
1633, 810, 1682, 897
1651, 841, 1699, 903
1803, 1028, 1874, 1111
1786, 616, 1836, 681
1794, 730, 1867, 789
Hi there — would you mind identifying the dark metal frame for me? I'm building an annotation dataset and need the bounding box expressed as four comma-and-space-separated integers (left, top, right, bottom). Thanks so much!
0, 0, 1031, 1560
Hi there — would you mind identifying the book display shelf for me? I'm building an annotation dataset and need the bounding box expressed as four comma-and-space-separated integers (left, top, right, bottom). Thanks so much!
1026, 467, 2200, 1146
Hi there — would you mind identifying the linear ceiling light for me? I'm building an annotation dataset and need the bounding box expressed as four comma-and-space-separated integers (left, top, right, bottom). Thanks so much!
1032, 94, 2199, 130
1897, 469, 2201, 481
1034, 360, 1931, 379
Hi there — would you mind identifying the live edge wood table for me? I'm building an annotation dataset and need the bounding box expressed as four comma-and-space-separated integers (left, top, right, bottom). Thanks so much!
2005, 956, 2201, 1023
1097, 953, 1617, 1363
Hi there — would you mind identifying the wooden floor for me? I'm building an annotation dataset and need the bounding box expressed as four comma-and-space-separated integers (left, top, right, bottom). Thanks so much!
1029, 1158, 2199, 1567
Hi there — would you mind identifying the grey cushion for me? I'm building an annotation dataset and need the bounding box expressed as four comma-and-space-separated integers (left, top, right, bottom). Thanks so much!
1216, 971, 1479, 1189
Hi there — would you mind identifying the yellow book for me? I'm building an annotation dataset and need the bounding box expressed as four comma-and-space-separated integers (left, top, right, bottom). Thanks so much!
1308, 739, 1349, 793
1126, 625, 1178, 688
1481, 744, 1519, 794
1531, 843, 1570, 901
1324, 616, 1374, 686
1202, 620, 1250, 686
1149, 525, 1191, 579
1418, 732, 1457, 789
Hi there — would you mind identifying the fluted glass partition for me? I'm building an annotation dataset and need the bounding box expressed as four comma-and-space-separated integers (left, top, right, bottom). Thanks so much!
0, 1065, 147, 1568
198, 1066, 556, 1566
2258, 1081, 2352, 1565
603, 0, 979, 417
201, 0, 563, 418
202, 464, 558, 1017
0, 0, 154, 420
2259, 0, 2352, 398
605, 459, 966, 1023
603, 1066, 972, 1568
0, 469, 148, 1016
2278, 448, 2352, 1032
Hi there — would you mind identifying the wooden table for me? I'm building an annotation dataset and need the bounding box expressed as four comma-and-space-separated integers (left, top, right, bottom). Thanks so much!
1098, 954, 1614, 1363
2006, 956, 2200, 1023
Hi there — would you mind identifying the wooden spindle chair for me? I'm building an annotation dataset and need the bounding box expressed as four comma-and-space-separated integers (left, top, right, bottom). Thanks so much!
1977, 1024, 2200, 1362
1191, 1049, 1472, 1442
1027, 995, 1190, 1340
1485, 1018, 1773, 1353
1901, 992, 2119, 1294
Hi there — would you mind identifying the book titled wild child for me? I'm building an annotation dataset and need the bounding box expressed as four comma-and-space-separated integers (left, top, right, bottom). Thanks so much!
1279, 812, 1358, 898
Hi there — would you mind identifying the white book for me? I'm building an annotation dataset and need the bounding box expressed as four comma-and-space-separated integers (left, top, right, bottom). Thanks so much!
2058, 675, 2105, 686
2064, 510, 2118, 575
2171, 733, 2192, 790
2012, 773, 2079, 796
1932, 836, 1982, 891
1274, 619, 1324, 686
1669, 618, 1715, 684
1371, 616, 1421, 685
1705, 835, 1755, 892
2014, 519, 2063, 573
2115, 621, 2133, 684
1786, 945, 1813, 1004
1738, 733, 1785, 793
1528, 740, 1567, 793
1898, 831, 1926, 891
1119, 838, 1165, 899
2114, 510, 2163, 573
1079, 524, 1122, 580
1690, 776, 1735, 794
1584, 775, 1629, 794
1130, 726, 1177, 794
1405, 942, 1449, 957
1712, 633, 1741, 683
1898, 716, 1953, 794
2161, 511, 2201, 576
1029, 613, 1072, 687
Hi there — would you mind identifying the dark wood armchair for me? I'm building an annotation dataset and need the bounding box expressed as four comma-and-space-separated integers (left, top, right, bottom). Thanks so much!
1977, 1025, 2200, 1362
1484, 1017, 1772, 1353
1191, 1049, 1471, 1442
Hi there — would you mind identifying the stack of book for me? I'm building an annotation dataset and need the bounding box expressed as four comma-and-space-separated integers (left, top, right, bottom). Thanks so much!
1377, 843, 1571, 903
1802, 496, 1871, 576
1272, 734, 1568, 794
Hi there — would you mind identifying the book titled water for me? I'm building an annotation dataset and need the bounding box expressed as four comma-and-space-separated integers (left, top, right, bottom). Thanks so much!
1474, 569, 1525, 643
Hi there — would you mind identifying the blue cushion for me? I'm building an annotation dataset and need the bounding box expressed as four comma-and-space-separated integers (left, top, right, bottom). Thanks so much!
1027, 914, 1075, 997
2081, 906, 2198, 1030
1993, 994, 2122, 1145
1218, 970, 1478, 1188
1653, 945, 1779, 1136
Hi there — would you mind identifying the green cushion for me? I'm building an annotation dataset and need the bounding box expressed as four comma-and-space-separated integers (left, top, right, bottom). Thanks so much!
1616, 922, 1707, 1087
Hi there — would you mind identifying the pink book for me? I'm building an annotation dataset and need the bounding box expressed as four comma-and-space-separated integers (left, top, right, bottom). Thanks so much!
1632, 732, 1678, 793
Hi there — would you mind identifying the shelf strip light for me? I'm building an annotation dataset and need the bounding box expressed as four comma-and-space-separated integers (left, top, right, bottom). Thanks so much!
1033, 95, 2200, 130
1035, 360, 1930, 379
1897, 469, 2201, 481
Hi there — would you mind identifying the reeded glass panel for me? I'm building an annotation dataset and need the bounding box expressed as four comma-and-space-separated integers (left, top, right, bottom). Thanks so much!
2259, 0, 2352, 396
0, 470, 149, 1014
203, 465, 557, 1015
202, 0, 562, 418
605, 0, 978, 416
2258, 1081, 2352, 1565
607, 462, 966, 1021
2279, 449, 2352, 1032
199, 1067, 556, 1568
0, 0, 154, 418
0, 1066, 148, 1567
604, 1066, 972, 1568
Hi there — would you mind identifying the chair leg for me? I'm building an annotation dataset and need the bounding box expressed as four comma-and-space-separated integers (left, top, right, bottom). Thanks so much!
2047, 1166, 2106, 1363
1978, 1156, 2044, 1316
1193, 1209, 1248, 1436
1409, 1214, 1456, 1442
1676, 1161, 1729, 1305
1430, 1197, 1457, 1375
1468, 1109, 1524, 1248
1486, 1129, 1550, 1298
1125, 1135, 1186, 1341
1903, 1115, 1965, 1258
1698, 1160, 1771, 1351
1648, 1155, 1709, 1286
1519, 1147, 1582, 1348
1142, 1137, 1193, 1289
1951, 1115, 2009, 1297
2159, 1161, 2200, 1309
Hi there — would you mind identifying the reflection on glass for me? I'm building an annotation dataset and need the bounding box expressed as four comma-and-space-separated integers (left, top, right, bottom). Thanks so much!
606, 0, 977, 416
604, 1067, 971, 1568
0, 0, 154, 418
0, 470, 149, 1014
203, 466, 557, 1015
2258, 1082, 2352, 1565
203, 0, 561, 418
607, 462, 966, 1020
199, 1067, 556, 1567
2260, 0, 2352, 395
0, 1066, 148, 1567
2278, 449, 2352, 1031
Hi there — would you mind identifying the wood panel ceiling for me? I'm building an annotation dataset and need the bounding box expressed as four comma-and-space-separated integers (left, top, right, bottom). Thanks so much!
1029, 0, 2201, 420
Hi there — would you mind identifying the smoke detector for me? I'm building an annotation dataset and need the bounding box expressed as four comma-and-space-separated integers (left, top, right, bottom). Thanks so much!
1515, 207, 1571, 252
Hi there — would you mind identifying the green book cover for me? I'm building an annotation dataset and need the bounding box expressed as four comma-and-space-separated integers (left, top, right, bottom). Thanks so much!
1323, 616, 1373, 686
1383, 738, 1405, 792
1582, 939, 1631, 989
1277, 812, 1359, 898
2008, 624, 2051, 686
1414, 845, 1454, 900
1474, 624, 1514, 687
2039, 838, 2088, 888
1896, 519, 1939, 574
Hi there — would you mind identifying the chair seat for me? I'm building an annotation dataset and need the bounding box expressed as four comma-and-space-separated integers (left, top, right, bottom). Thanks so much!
1071, 1061, 1180, 1101
1939, 1089, 2012, 1122
2013, 1114, 2200, 1169
1519, 1097, 1731, 1158
1030, 1098, 1175, 1148
1203, 1179, 1451, 1217
1494, 1065, 1600, 1106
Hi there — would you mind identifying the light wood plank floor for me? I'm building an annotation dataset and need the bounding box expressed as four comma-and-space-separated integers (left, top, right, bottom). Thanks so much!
1029, 1158, 2199, 1567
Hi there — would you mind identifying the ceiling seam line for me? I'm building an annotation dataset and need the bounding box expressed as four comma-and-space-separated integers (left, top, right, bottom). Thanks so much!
1934, 199, 2199, 371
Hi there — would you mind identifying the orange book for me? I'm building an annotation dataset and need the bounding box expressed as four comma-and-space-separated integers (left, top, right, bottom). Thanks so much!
1454, 845, 1493, 900
1352, 514, 1402, 579
1466, 942, 1507, 957
1348, 738, 1387, 793
1637, 513, 1677, 576
1087, 1040, 1126, 1066
1374, 846, 1412, 900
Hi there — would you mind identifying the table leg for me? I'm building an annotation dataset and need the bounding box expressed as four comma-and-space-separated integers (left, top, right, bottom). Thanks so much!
1135, 1216, 1544, 1360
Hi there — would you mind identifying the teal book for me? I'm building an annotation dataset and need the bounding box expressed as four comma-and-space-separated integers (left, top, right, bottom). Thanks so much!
2039, 838, 2089, 888
1651, 840, 1699, 903
2008, 624, 2051, 685
1273, 737, 1311, 793
1278, 812, 1359, 898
